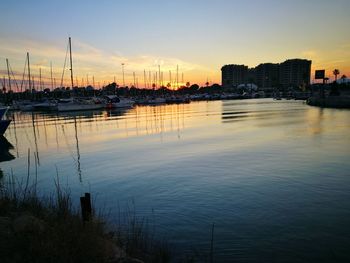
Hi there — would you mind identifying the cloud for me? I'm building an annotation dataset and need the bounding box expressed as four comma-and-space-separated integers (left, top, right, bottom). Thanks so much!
0, 37, 207, 85
301, 50, 318, 59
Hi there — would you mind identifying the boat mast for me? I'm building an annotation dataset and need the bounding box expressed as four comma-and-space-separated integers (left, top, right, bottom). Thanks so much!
39, 67, 42, 91
158, 65, 161, 88
121, 63, 125, 87
148, 70, 151, 89
69, 37, 74, 89
176, 64, 179, 90
32, 76, 35, 90
2, 76, 5, 91
133, 72, 136, 87
50, 62, 54, 90
6, 58, 12, 91
169, 70, 171, 84
27, 52, 32, 90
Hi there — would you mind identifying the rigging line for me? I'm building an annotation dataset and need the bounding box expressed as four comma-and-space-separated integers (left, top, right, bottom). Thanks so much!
9, 63, 19, 92
60, 40, 70, 88
20, 55, 28, 92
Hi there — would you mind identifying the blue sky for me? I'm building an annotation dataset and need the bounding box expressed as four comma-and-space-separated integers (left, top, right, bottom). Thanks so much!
1, 0, 349, 87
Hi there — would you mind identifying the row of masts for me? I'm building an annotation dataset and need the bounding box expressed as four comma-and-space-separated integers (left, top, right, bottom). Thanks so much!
2, 37, 191, 92
2, 65, 188, 92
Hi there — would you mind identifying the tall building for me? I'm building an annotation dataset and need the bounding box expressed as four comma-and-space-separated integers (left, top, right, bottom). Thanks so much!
279, 59, 311, 88
221, 59, 311, 89
255, 63, 280, 89
221, 64, 248, 88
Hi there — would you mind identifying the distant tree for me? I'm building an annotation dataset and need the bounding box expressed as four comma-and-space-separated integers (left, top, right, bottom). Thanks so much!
189, 84, 199, 94
341, 74, 347, 79
189, 84, 199, 91
333, 69, 340, 81
211, 83, 221, 89
186, 82, 190, 88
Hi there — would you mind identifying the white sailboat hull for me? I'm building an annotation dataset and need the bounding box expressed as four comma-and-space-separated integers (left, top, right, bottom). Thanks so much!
57, 103, 104, 112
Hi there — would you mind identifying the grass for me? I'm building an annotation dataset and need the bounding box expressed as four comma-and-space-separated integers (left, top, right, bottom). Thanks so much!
0, 170, 172, 263
0, 148, 212, 262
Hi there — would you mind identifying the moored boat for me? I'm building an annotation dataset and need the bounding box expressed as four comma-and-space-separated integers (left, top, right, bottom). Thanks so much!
165, 96, 190, 104
0, 106, 8, 119
0, 106, 11, 136
32, 99, 58, 111
104, 95, 135, 109
143, 97, 166, 105
57, 98, 104, 112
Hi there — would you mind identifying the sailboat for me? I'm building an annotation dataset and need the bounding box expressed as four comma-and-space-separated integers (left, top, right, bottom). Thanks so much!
0, 106, 11, 136
16, 53, 36, 111
56, 37, 104, 112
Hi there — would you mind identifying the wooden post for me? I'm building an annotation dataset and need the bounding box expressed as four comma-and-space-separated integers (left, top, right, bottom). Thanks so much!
80, 192, 92, 222
85, 193, 92, 219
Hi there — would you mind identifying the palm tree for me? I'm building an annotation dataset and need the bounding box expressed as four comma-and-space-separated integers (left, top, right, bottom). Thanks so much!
333, 69, 340, 81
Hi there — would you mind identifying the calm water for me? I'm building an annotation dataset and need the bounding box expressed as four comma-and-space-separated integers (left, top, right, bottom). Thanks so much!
1, 99, 350, 262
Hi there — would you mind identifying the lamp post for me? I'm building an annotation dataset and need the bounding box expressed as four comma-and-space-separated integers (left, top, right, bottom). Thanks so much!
121, 63, 125, 87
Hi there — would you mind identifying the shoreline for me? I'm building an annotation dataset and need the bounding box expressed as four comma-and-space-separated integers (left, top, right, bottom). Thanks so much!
307, 95, 350, 109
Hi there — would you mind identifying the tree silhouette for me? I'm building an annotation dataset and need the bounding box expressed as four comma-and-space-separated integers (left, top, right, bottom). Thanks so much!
333, 69, 340, 81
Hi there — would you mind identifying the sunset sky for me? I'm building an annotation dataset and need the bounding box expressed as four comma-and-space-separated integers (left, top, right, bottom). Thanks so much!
1, 0, 349, 89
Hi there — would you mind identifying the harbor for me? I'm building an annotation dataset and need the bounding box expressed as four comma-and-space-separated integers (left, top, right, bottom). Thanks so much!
1, 1, 350, 262
1, 99, 350, 262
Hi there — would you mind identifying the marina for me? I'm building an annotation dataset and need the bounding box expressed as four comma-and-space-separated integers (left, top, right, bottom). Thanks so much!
1, 99, 350, 261
1, 1, 350, 261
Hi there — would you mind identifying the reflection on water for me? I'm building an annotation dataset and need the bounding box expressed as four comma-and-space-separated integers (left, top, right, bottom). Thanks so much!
0, 136, 15, 178
1, 99, 350, 262
0, 136, 15, 163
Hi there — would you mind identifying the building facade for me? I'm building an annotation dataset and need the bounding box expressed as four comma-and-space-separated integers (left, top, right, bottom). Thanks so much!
255, 63, 280, 89
221, 59, 311, 89
221, 64, 248, 88
279, 59, 311, 88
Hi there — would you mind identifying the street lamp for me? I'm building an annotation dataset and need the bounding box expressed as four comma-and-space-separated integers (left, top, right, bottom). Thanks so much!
121, 63, 125, 87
